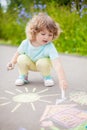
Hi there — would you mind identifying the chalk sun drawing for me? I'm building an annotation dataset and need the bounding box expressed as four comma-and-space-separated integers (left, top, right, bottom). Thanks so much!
0, 87, 58, 112
70, 91, 87, 105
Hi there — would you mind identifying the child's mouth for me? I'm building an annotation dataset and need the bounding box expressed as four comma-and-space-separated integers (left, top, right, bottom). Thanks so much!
43, 40, 48, 43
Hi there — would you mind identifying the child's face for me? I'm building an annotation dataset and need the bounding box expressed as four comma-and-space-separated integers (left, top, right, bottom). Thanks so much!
35, 28, 53, 46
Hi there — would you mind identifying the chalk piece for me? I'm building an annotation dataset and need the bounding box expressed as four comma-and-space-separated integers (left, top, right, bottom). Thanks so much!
61, 88, 66, 99
55, 88, 67, 104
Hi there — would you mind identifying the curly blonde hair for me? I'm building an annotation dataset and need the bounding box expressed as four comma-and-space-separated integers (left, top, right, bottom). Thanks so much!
25, 13, 61, 41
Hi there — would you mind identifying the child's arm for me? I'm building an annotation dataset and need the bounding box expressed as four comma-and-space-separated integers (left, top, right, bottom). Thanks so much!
51, 57, 68, 90
7, 51, 19, 70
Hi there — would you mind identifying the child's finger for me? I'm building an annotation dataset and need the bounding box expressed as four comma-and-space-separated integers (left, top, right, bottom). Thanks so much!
7, 63, 14, 70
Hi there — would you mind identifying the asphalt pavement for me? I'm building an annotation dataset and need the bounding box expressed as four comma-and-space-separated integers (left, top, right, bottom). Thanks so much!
0, 45, 87, 130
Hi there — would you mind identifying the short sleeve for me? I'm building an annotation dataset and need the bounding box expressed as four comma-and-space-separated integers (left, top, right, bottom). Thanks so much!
48, 43, 59, 60
17, 39, 27, 54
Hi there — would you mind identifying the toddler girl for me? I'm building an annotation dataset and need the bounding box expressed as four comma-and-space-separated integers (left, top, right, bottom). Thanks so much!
7, 13, 68, 89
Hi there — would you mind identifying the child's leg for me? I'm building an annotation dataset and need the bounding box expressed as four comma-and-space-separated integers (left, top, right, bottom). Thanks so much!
36, 58, 54, 87
15, 54, 37, 85
36, 58, 51, 76
17, 54, 37, 75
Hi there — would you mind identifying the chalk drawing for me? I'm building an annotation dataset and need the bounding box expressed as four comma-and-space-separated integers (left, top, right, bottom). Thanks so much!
0, 87, 59, 112
40, 104, 87, 129
70, 91, 87, 105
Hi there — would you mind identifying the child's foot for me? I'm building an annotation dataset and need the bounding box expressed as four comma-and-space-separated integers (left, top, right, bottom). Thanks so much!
44, 76, 54, 87
15, 75, 29, 86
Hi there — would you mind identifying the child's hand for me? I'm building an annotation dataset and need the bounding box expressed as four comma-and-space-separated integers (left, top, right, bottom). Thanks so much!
7, 62, 15, 70
59, 80, 68, 90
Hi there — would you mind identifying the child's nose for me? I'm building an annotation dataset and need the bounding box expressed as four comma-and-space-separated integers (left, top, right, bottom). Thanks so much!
44, 35, 49, 39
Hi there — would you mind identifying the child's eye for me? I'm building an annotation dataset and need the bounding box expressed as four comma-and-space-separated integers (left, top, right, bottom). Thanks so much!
41, 33, 45, 35
49, 34, 52, 36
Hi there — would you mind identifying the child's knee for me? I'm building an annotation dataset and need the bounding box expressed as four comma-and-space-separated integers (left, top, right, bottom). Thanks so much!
17, 54, 28, 64
36, 58, 51, 69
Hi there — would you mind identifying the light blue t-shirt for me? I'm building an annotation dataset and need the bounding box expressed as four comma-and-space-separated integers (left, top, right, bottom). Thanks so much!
17, 39, 59, 62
